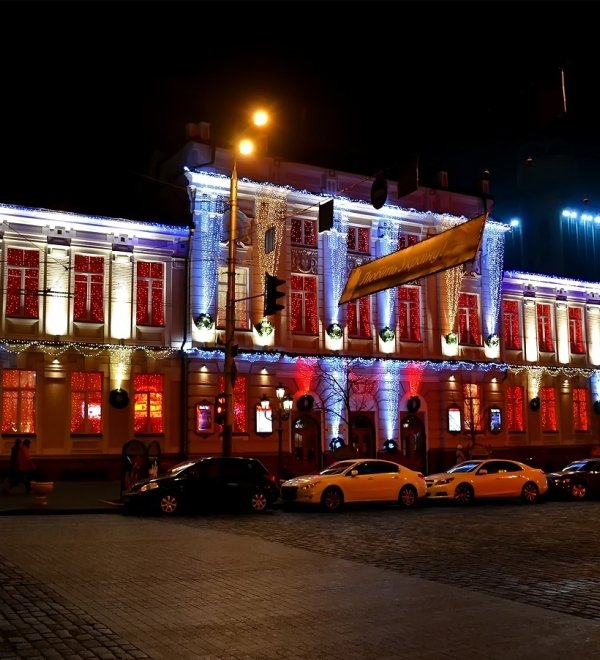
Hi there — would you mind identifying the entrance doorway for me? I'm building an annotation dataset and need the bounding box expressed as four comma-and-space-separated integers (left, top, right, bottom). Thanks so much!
291, 414, 321, 477
400, 413, 427, 473
350, 413, 376, 458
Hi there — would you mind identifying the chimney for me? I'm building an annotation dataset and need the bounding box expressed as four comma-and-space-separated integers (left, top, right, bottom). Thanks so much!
185, 122, 211, 142
480, 169, 491, 196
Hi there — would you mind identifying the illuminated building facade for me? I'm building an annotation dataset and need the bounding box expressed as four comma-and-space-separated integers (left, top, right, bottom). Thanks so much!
1, 142, 599, 478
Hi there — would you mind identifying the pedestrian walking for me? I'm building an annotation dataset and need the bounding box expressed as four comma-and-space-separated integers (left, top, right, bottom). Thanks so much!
455, 443, 466, 465
15, 438, 35, 493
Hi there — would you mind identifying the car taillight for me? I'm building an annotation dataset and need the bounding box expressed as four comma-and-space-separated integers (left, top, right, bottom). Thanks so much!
265, 473, 278, 485
417, 473, 425, 480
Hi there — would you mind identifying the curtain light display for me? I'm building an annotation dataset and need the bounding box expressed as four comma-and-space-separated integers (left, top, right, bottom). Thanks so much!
376, 218, 399, 328
192, 193, 226, 320
482, 224, 505, 337
325, 209, 348, 327
255, 187, 288, 281
382, 360, 401, 440
320, 356, 347, 439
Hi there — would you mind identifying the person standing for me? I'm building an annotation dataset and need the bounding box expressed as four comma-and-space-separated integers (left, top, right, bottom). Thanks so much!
455, 444, 466, 465
16, 439, 35, 493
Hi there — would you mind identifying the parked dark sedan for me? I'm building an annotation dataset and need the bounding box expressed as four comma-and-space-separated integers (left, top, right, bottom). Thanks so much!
546, 458, 600, 500
122, 456, 280, 515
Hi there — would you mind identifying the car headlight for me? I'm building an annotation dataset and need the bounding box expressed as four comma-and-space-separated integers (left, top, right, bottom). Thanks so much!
140, 482, 159, 493
299, 481, 319, 492
435, 477, 454, 486
561, 477, 571, 484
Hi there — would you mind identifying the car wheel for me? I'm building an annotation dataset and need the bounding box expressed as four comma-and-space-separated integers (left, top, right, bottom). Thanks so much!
321, 487, 344, 512
159, 493, 179, 515
249, 491, 269, 512
570, 482, 587, 500
521, 482, 539, 503
398, 484, 418, 508
453, 483, 474, 505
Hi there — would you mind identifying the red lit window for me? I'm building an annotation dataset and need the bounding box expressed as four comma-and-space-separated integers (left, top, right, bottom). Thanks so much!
569, 307, 585, 354
218, 376, 248, 433
74, 255, 104, 322
347, 227, 370, 253
463, 384, 482, 431
506, 385, 524, 432
536, 304, 554, 352
134, 374, 164, 434
137, 261, 165, 327
290, 274, 318, 334
2, 369, 36, 434
541, 386, 557, 431
347, 297, 371, 338
572, 387, 589, 431
6, 248, 39, 318
458, 293, 481, 345
502, 300, 521, 349
398, 286, 421, 341
291, 218, 317, 247
217, 267, 250, 330
71, 372, 103, 434
398, 233, 418, 250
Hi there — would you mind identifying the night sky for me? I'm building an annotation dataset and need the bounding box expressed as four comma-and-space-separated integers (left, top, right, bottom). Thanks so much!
2, 3, 599, 279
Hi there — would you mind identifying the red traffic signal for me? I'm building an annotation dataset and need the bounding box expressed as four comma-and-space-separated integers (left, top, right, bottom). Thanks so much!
215, 392, 226, 425
264, 273, 285, 316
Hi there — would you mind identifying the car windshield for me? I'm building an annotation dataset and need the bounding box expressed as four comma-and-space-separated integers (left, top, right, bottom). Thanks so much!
447, 461, 481, 474
319, 461, 356, 476
562, 461, 589, 472
167, 460, 197, 475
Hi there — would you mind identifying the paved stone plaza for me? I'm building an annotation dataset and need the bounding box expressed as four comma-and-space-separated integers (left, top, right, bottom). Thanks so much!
1, 500, 600, 659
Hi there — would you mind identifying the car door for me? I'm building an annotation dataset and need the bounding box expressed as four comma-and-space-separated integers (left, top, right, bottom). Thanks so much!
479, 460, 523, 497
587, 460, 600, 497
345, 461, 389, 502
184, 460, 217, 511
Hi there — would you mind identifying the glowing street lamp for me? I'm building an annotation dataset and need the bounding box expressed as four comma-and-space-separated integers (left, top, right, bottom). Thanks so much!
222, 110, 269, 457
260, 383, 293, 479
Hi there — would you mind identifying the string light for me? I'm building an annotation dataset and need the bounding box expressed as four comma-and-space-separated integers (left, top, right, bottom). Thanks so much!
191, 193, 226, 320
325, 209, 348, 327
383, 360, 401, 439
483, 223, 505, 337
255, 186, 288, 280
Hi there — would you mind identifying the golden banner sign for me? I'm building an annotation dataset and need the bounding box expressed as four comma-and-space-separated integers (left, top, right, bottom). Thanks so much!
339, 213, 488, 305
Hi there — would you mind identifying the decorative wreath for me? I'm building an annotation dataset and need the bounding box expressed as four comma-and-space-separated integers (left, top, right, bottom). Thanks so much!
297, 394, 314, 412
383, 439, 398, 451
109, 388, 129, 409
529, 397, 541, 411
379, 326, 395, 343
485, 333, 500, 348
255, 319, 273, 336
194, 313, 214, 331
326, 323, 343, 340
445, 332, 458, 345
407, 395, 421, 413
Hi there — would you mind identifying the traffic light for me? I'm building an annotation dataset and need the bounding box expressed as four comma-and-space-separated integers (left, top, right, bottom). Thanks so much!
215, 392, 226, 425
264, 273, 285, 316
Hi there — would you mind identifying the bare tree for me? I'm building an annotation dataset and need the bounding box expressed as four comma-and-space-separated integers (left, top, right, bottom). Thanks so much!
311, 357, 380, 454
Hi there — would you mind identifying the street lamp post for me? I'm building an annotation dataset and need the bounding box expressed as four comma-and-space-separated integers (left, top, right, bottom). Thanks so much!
222, 111, 269, 457
260, 383, 293, 479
